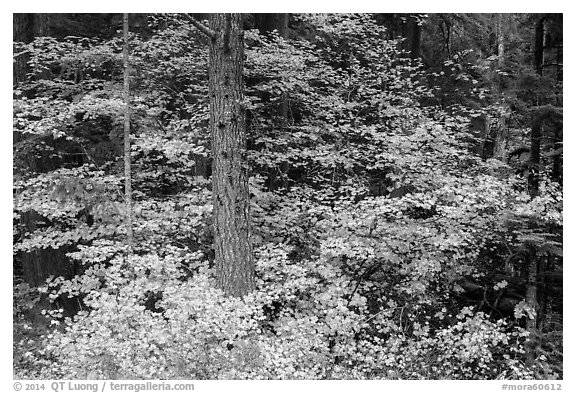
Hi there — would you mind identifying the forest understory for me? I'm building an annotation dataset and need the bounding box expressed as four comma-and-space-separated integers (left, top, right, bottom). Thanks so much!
13, 13, 563, 380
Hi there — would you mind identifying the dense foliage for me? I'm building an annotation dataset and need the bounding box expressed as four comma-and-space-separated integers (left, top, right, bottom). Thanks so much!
13, 13, 562, 380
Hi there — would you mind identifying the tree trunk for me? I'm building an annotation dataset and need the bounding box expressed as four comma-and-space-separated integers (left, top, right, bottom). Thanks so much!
14, 14, 77, 312
123, 13, 134, 251
383, 14, 422, 59
18, 211, 81, 316
407, 16, 421, 59
13, 13, 49, 42
497, 14, 505, 68
378, 14, 401, 40
528, 105, 561, 195
254, 13, 288, 38
524, 251, 540, 367
493, 115, 509, 161
13, 13, 50, 84
528, 118, 541, 198
534, 16, 545, 76
254, 13, 289, 123
209, 14, 255, 297
440, 15, 452, 58
20, 214, 72, 287
477, 114, 494, 159
551, 128, 562, 182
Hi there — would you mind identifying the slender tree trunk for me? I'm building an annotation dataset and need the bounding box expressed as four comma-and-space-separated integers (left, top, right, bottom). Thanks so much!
551, 128, 562, 182
534, 17, 545, 76
209, 14, 255, 297
123, 13, 133, 251
524, 250, 540, 367
494, 15, 508, 157
497, 14, 505, 68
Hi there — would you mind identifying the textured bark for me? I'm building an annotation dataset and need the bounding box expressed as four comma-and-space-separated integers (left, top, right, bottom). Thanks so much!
13, 13, 50, 84
209, 14, 255, 297
440, 14, 452, 57
481, 134, 495, 160
476, 114, 493, 159
534, 17, 545, 76
493, 115, 509, 161
123, 13, 133, 250
14, 14, 31, 44
13, 13, 49, 42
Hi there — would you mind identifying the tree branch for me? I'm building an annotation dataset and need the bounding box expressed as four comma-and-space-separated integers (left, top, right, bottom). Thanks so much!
13, 50, 30, 59
184, 14, 216, 40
